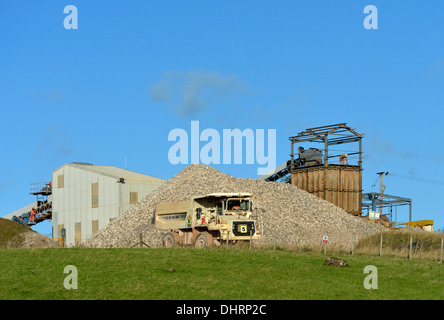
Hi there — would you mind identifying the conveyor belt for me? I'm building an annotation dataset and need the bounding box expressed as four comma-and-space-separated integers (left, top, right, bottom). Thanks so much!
258, 160, 292, 182
12, 202, 52, 226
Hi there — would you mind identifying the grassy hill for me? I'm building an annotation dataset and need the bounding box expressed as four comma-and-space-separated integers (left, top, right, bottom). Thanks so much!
0, 247, 442, 300
0, 218, 33, 248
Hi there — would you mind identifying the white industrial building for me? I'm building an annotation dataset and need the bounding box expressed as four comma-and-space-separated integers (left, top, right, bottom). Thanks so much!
52, 162, 165, 246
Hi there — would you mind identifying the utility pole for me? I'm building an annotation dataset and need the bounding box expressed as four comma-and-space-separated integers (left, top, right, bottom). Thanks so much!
377, 172, 388, 216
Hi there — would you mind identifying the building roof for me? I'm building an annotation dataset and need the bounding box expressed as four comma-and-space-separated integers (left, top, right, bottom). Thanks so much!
2, 200, 39, 220
53, 163, 165, 183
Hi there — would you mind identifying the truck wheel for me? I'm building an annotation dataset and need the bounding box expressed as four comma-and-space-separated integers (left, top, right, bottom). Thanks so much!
163, 232, 177, 248
194, 233, 207, 248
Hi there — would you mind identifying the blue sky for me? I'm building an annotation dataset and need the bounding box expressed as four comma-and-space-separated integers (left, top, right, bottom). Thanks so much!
1, 1, 443, 236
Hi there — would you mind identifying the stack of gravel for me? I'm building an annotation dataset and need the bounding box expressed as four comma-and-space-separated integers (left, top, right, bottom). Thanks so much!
84, 164, 384, 249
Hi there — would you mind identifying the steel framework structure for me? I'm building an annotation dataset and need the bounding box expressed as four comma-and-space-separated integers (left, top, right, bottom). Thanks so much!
362, 192, 412, 222
289, 123, 363, 170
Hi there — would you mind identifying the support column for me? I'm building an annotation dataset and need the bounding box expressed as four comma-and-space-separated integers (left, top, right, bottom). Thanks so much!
324, 136, 328, 166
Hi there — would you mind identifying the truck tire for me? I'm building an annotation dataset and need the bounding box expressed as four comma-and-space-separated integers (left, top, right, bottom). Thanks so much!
194, 233, 207, 248
163, 232, 177, 248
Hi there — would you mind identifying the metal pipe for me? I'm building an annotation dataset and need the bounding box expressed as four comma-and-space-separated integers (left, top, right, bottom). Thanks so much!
371, 194, 376, 237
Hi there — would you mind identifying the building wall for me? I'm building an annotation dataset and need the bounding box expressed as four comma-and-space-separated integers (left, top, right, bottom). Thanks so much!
52, 166, 119, 246
52, 165, 164, 246
119, 181, 162, 215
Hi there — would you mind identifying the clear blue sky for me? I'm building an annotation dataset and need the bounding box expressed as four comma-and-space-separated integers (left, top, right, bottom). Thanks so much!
1, 1, 443, 236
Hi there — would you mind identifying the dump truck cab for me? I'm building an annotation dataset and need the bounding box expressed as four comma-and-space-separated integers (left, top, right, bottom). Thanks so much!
154, 193, 260, 247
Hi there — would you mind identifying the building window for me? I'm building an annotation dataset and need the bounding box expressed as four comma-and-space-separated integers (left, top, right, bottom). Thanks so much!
92, 220, 99, 235
92, 182, 98, 208
130, 192, 138, 205
75, 222, 81, 246
58, 175, 64, 188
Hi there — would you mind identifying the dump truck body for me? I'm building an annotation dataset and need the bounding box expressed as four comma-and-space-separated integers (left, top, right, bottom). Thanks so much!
154, 193, 259, 247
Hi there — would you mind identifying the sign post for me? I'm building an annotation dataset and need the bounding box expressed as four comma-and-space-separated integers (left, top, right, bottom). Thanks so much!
322, 235, 328, 254
369, 211, 380, 237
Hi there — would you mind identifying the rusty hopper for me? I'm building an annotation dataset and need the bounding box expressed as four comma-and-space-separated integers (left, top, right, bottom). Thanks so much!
289, 123, 363, 215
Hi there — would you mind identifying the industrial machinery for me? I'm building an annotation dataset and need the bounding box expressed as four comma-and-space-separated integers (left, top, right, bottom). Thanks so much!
362, 177, 434, 232
259, 123, 363, 215
296, 147, 324, 167
11, 182, 53, 226
154, 193, 260, 247
258, 147, 324, 183
259, 123, 435, 231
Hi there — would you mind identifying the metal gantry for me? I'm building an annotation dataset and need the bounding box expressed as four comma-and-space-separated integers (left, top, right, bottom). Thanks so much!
362, 192, 412, 223
289, 123, 363, 170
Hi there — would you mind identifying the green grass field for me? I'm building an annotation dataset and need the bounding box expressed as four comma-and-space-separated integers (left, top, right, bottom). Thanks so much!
0, 247, 442, 300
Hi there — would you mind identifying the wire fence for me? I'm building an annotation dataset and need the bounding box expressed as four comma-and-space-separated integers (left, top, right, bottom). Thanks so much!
78, 226, 444, 263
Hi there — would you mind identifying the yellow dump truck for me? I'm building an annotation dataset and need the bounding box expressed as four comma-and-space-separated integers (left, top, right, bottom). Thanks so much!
154, 193, 260, 247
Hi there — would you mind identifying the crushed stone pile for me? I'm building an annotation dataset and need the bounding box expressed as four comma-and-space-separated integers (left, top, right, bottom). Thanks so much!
84, 164, 384, 249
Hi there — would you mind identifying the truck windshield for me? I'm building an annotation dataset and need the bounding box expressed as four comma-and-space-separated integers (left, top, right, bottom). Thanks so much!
227, 199, 249, 211
217, 202, 223, 215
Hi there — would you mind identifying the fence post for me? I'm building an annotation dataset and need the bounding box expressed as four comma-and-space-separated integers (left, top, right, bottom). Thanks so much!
249, 229, 252, 250
323, 234, 328, 254
272, 231, 276, 251
323, 235, 327, 254
379, 233, 383, 257
440, 238, 443, 264
409, 236, 413, 260
351, 235, 355, 255
226, 231, 229, 249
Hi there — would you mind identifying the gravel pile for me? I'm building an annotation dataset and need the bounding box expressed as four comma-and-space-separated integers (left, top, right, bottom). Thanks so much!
84, 164, 384, 249
7, 231, 62, 248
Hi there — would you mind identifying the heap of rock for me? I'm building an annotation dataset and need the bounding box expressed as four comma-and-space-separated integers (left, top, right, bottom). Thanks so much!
84, 164, 384, 248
